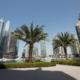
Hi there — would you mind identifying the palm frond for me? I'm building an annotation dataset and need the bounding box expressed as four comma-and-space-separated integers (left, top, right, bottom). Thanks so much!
14, 23, 48, 44
52, 32, 76, 48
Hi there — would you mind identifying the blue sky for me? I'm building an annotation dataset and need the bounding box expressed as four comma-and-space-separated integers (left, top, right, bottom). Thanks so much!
0, 0, 80, 57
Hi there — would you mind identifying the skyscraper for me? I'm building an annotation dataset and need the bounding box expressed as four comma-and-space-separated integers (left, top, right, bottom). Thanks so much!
53, 47, 64, 58
0, 18, 6, 58
3, 32, 18, 58
3, 20, 11, 55
0, 18, 17, 58
75, 15, 80, 56
33, 46, 38, 57
75, 15, 80, 42
40, 40, 46, 57
70, 41, 80, 55
0, 19, 5, 43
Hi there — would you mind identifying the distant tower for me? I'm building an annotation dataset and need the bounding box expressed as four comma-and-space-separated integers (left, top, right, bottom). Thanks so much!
3, 20, 11, 55
0, 18, 18, 58
40, 40, 46, 57
4, 32, 18, 58
0, 18, 5, 58
33, 46, 38, 57
0, 18, 5, 40
70, 44, 77, 55
70, 41, 80, 55
53, 47, 59, 56
75, 14, 80, 42
53, 47, 64, 58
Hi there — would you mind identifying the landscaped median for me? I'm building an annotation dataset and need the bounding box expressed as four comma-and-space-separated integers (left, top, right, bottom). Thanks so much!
0, 62, 56, 69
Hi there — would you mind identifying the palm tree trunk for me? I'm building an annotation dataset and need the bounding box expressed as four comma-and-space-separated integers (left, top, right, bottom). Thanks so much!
64, 47, 67, 60
28, 43, 33, 62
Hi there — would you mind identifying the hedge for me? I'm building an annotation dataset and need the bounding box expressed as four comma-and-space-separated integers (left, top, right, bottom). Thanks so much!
52, 59, 80, 66
0, 62, 56, 69
0, 60, 80, 69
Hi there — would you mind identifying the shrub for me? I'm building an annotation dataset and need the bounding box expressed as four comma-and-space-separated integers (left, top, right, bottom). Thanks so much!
52, 59, 80, 66
0, 62, 56, 69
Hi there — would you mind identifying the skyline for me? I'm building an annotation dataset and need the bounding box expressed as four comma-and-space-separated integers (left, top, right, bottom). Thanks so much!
0, 0, 80, 57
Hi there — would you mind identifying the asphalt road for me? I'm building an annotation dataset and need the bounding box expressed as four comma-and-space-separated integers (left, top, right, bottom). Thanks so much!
0, 65, 80, 80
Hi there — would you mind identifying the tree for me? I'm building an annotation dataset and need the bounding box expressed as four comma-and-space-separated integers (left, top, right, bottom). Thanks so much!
52, 32, 76, 59
14, 23, 48, 62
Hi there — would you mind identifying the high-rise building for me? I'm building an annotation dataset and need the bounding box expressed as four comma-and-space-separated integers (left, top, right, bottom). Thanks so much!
70, 41, 80, 55
33, 46, 38, 57
3, 20, 11, 55
0, 19, 6, 58
75, 15, 80, 42
0, 19, 5, 43
75, 15, 80, 55
53, 47, 64, 58
40, 40, 46, 57
53, 47, 59, 57
3, 32, 18, 58
0, 18, 17, 58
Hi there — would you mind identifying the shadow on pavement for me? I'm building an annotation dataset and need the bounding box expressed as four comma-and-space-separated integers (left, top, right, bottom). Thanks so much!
0, 67, 76, 80
0, 63, 6, 69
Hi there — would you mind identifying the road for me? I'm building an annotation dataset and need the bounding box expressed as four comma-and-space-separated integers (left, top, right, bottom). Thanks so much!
0, 65, 80, 80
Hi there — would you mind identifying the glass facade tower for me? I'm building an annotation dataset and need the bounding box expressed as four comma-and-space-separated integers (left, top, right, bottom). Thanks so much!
40, 40, 46, 57
0, 18, 17, 58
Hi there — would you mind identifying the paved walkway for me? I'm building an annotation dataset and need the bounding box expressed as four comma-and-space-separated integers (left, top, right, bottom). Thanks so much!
0, 65, 80, 80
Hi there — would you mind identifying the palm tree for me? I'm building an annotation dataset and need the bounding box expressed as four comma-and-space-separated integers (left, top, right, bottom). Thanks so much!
52, 32, 76, 59
14, 23, 48, 62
